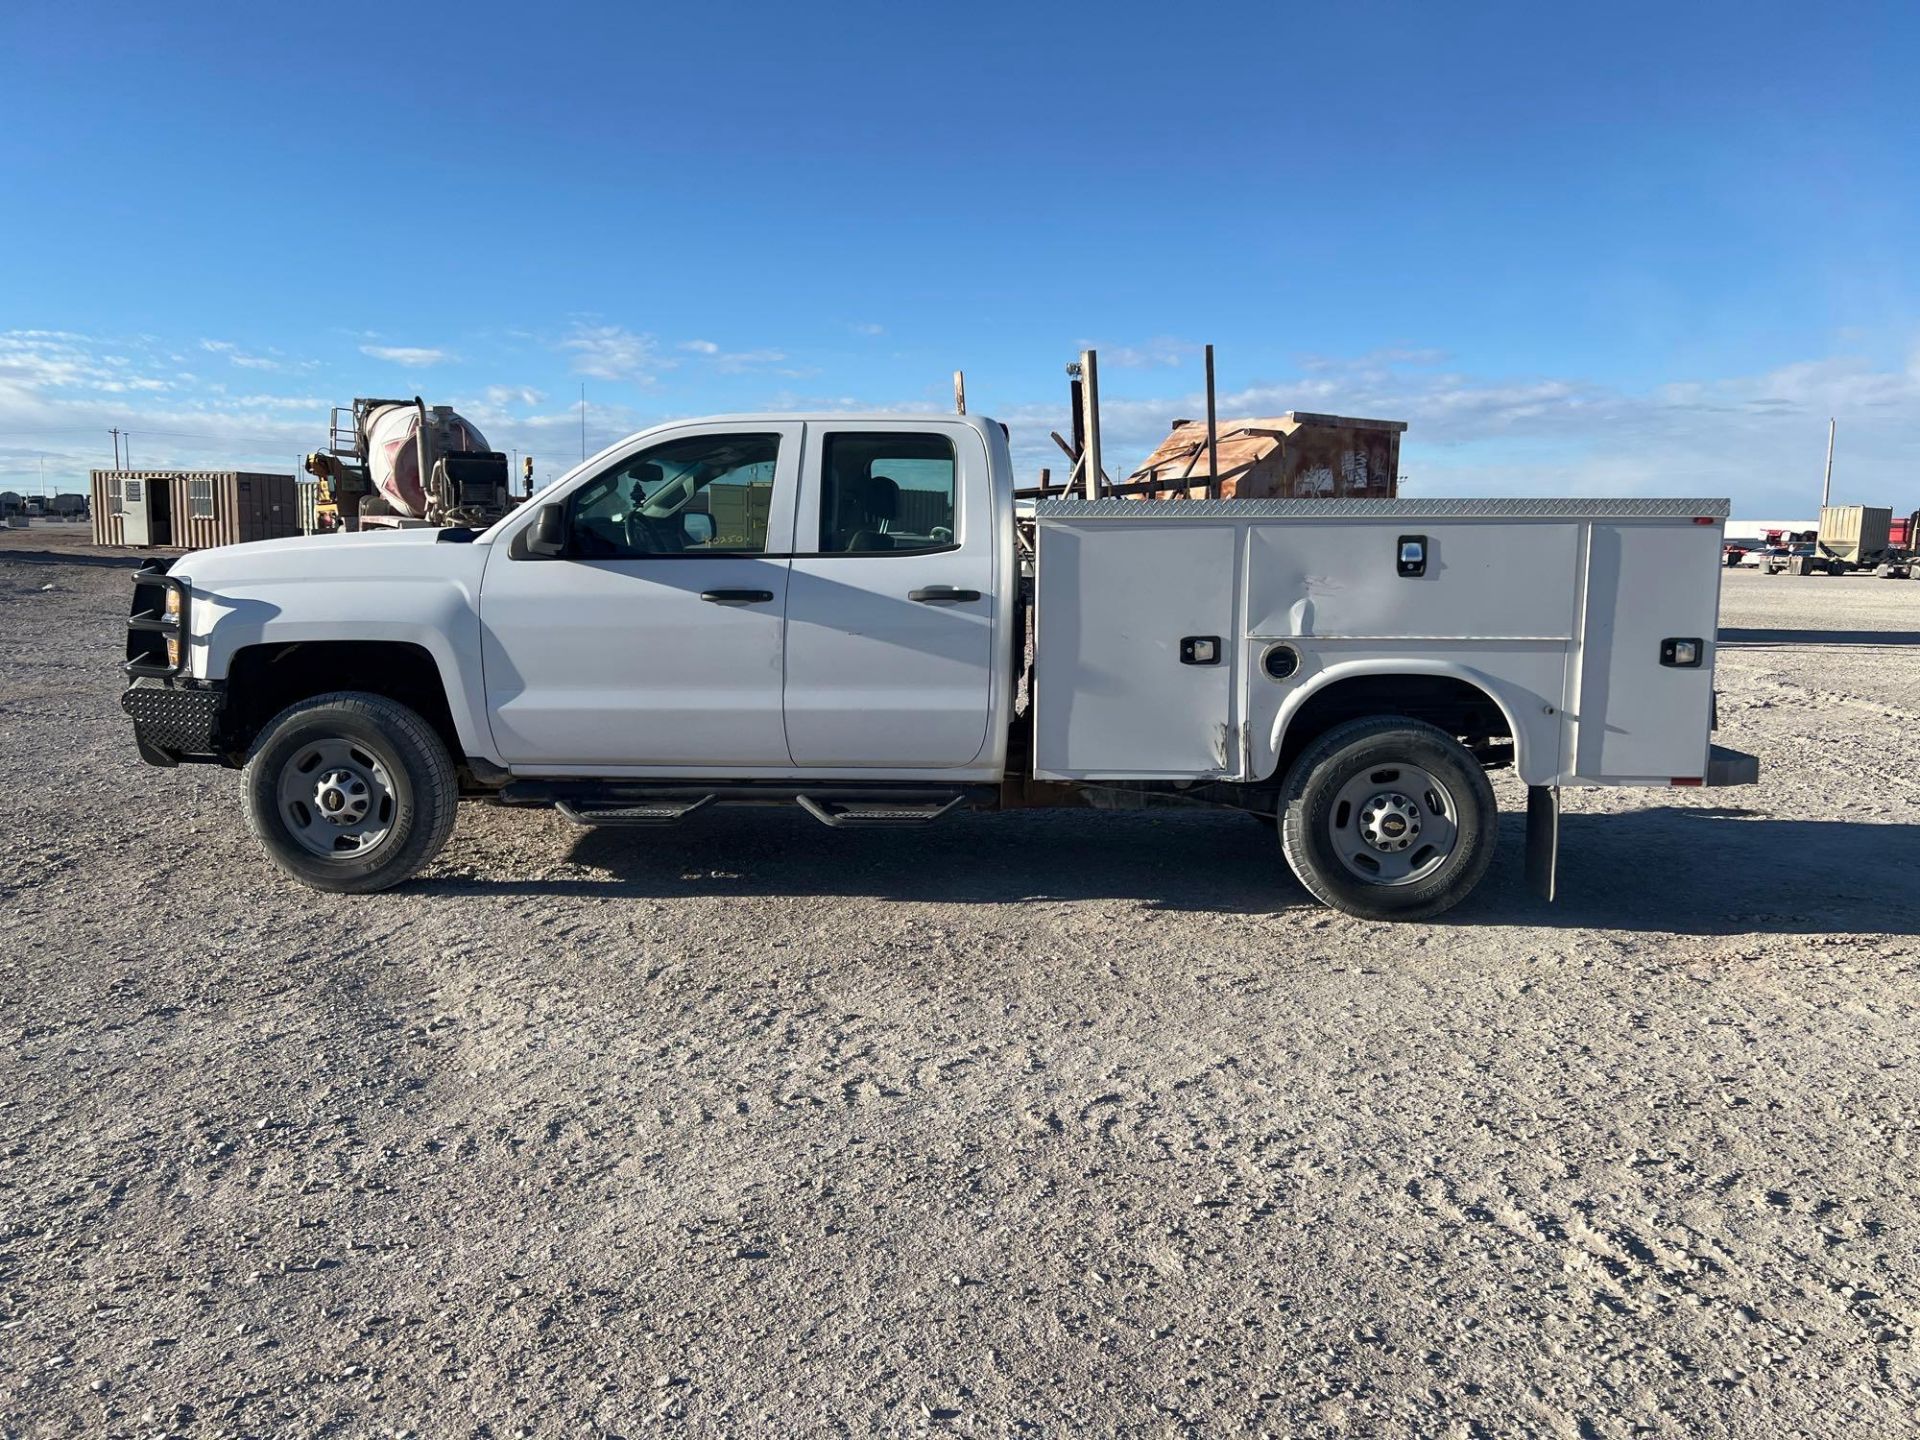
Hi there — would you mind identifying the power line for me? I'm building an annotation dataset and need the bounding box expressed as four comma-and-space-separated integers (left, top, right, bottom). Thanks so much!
0, 427, 303, 443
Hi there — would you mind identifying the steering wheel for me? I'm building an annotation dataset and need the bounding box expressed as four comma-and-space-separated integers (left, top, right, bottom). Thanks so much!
623, 509, 684, 555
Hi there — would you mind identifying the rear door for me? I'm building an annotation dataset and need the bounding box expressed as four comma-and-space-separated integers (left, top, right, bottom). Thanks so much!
480, 423, 801, 767
782, 423, 996, 767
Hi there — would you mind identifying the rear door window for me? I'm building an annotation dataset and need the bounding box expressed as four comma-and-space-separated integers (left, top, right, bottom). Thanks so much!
817, 433, 956, 554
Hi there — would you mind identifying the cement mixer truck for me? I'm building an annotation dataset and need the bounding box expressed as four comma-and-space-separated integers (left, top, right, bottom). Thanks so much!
304, 397, 516, 531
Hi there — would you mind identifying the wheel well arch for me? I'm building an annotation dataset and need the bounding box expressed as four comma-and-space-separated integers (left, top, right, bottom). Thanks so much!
1269, 667, 1520, 785
223, 641, 463, 763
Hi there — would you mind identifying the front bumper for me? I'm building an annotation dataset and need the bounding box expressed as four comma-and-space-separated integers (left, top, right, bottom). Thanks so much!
123, 558, 226, 767
122, 679, 227, 767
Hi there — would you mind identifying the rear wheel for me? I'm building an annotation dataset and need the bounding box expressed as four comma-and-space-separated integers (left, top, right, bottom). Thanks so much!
243, 692, 457, 893
1279, 717, 1497, 921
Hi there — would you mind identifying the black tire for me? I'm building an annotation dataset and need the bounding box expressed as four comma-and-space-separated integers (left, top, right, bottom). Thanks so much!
243, 691, 458, 894
1279, 717, 1497, 921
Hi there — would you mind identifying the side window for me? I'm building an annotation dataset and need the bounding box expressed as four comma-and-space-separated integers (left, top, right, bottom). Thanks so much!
566, 433, 779, 559
818, 433, 956, 554
189, 477, 214, 518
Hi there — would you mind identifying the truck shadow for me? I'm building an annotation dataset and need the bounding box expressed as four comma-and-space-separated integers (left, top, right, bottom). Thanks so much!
1720, 626, 1920, 648
0, 548, 153, 570
425, 805, 1920, 937
1466, 808, 1920, 934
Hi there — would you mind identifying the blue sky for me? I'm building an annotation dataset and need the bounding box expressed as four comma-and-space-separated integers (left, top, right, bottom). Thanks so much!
2, 0, 1916, 515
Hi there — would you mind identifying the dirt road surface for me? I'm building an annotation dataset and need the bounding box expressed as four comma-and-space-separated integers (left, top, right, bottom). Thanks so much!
4, 526, 1917, 1438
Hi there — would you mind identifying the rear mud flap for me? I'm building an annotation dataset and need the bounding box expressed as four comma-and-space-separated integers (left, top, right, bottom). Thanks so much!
1706, 744, 1760, 786
1526, 784, 1559, 903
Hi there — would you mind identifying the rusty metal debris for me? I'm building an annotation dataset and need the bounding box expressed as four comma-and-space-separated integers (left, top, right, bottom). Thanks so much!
1127, 412, 1407, 501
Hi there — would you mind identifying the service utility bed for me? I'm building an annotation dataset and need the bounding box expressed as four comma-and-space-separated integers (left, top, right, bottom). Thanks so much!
1032, 497, 1733, 790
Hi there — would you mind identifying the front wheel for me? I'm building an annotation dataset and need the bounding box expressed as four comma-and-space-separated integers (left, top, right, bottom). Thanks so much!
243, 692, 458, 893
1279, 717, 1497, 921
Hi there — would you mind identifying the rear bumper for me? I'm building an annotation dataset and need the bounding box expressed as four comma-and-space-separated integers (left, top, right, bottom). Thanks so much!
1706, 744, 1760, 787
122, 679, 226, 767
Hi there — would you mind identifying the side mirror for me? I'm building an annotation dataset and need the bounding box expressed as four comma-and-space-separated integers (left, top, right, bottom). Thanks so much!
527, 503, 567, 558
681, 511, 715, 547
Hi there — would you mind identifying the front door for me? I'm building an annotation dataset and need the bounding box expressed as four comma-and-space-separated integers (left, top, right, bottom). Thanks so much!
480, 424, 802, 767
782, 423, 996, 767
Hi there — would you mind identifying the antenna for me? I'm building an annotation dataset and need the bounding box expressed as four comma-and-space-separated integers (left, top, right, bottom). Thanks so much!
580, 384, 587, 462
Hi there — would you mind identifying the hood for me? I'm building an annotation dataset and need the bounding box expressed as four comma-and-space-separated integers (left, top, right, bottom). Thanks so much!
174, 526, 482, 590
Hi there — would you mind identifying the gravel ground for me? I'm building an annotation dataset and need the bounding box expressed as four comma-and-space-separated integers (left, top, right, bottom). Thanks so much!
3, 525, 1918, 1439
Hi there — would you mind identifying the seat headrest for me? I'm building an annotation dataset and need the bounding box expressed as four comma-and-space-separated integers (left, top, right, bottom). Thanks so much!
863, 474, 899, 520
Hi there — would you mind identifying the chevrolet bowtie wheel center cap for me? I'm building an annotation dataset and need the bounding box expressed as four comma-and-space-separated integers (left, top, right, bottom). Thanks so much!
314, 769, 372, 827
1360, 793, 1422, 852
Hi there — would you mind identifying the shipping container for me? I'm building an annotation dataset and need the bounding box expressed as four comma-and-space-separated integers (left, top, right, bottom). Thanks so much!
297, 478, 322, 535
1817, 504, 1893, 565
91, 470, 300, 549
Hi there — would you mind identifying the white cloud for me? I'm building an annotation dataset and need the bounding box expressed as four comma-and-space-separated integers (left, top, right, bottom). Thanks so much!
559, 324, 667, 382
1090, 336, 1202, 369
849, 322, 885, 337
0, 330, 173, 395
359, 344, 451, 367
483, 384, 546, 408
675, 339, 790, 373
200, 338, 289, 371
0, 330, 327, 488
711, 348, 787, 374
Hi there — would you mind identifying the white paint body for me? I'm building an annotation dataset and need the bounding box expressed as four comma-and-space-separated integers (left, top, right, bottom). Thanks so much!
173, 415, 1728, 789
1033, 501, 1726, 787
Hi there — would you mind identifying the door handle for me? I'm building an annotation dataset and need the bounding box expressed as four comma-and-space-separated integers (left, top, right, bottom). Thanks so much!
700, 589, 775, 605
909, 586, 982, 603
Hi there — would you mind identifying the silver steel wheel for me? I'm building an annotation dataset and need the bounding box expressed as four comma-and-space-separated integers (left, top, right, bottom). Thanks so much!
1326, 762, 1459, 886
274, 736, 398, 860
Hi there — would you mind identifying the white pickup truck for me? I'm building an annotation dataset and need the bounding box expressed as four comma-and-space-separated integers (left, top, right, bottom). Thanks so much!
122, 413, 1756, 920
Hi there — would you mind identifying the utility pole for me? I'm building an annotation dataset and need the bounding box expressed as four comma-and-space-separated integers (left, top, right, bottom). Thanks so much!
1204, 343, 1219, 500
1078, 348, 1102, 501
580, 384, 587, 462
1820, 417, 1836, 510
110, 428, 122, 470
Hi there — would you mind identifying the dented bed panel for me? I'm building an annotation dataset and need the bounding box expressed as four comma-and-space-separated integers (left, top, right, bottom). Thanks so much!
1244, 520, 1581, 641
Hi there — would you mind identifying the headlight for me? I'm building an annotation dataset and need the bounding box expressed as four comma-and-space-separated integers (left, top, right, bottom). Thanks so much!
165, 586, 183, 669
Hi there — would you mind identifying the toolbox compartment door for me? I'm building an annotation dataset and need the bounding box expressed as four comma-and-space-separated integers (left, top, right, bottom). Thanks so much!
1034, 520, 1240, 779
1574, 521, 1723, 780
